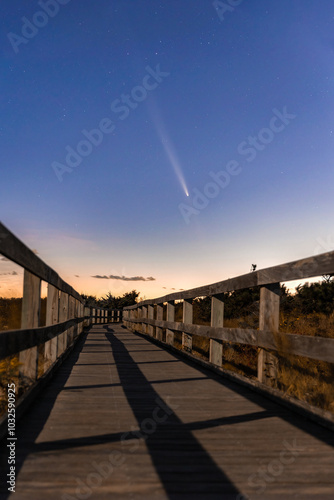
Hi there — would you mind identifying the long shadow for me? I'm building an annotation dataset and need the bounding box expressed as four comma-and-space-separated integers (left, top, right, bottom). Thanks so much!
135, 330, 334, 449
103, 326, 242, 499
0, 332, 88, 498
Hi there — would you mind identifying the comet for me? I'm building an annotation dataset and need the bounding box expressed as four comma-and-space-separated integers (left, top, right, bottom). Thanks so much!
149, 100, 189, 197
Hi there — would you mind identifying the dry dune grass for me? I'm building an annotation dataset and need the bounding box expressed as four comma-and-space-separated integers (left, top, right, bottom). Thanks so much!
170, 308, 334, 413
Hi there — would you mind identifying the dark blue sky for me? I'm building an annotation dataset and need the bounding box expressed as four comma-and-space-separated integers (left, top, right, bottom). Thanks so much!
1, 1, 334, 298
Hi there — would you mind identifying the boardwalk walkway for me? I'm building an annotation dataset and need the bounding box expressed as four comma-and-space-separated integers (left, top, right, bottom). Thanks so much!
1, 324, 334, 499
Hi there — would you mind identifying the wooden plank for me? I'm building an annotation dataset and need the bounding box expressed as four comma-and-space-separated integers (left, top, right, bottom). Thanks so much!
44, 284, 59, 370
19, 270, 41, 386
0, 222, 82, 302
210, 296, 224, 367
258, 283, 280, 384
142, 306, 148, 334
156, 303, 163, 341
166, 301, 175, 346
6, 323, 334, 499
137, 306, 142, 332
67, 296, 76, 346
58, 292, 69, 354
129, 317, 334, 363
0, 319, 84, 359
148, 305, 154, 337
123, 250, 334, 309
182, 299, 193, 353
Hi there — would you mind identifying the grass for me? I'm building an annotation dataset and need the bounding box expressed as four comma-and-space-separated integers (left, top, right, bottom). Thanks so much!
1, 296, 333, 416
166, 303, 334, 413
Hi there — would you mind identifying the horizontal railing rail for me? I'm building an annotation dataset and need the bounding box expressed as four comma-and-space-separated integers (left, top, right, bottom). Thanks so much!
125, 250, 334, 307
123, 249, 334, 416
0, 222, 116, 389
0, 222, 82, 302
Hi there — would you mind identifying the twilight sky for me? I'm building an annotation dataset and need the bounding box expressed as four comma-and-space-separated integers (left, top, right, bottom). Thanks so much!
1, 0, 334, 299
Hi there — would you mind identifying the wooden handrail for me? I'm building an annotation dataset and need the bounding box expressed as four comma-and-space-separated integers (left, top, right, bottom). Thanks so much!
0, 222, 82, 302
124, 249, 334, 307
0, 223, 117, 384
123, 249, 334, 394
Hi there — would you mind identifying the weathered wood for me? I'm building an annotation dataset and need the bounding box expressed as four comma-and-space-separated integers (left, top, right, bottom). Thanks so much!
210, 295, 224, 367
0, 222, 82, 302
67, 296, 76, 346
58, 292, 69, 354
6, 323, 334, 499
182, 299, 193, 352
0, 319, 84, 360
142, 306, 147, 334
137, 306, 142, 333
129, 317, 334, 363
156, 303, 163, 341
44, 284, 59, 369
123, 250, 334, 308
19, 270, 41, 385
148, 305, 154, 337
258, 283, 280, 384
166, 301, 175, 346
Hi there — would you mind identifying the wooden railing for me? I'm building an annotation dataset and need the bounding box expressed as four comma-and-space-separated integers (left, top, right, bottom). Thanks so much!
123, 250, 334, 404
0, 223, 119, 387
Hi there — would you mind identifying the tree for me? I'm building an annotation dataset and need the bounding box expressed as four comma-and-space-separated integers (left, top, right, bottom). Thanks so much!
98, 290, 139, 310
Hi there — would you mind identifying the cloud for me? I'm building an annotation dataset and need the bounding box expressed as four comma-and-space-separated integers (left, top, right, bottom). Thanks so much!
92, 274, 156, 282
0, 271, 18, 276
0, 257, 9, 261
75, 275, 80, 278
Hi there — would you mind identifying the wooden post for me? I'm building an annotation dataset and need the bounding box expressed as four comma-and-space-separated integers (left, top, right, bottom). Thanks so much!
166, 300, 175, 346
142, 306, 147, 334
79, 302, 84, 332
156, 303, 163, 341
19, 270, 41, 385
210, 295, 224, 367
258, 283, 280, 385
130, 309, 135, 330
182, 299, 193, 353
73, 299, 79, 339
117, 310, 120, 322
44, 284, 59, 370
84, 306, 90, 328
67, 296, 75, 346
148, 305, 154, 337
58, 291, 69, 354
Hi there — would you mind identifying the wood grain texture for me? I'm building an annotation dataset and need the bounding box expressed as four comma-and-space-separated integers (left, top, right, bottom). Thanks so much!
123, 250, 334, 307
44, 284, 59, 368
2, 323, 333, 499
0, 222, 83, 302
19, 270, 41, 383
129, 318, 334, 363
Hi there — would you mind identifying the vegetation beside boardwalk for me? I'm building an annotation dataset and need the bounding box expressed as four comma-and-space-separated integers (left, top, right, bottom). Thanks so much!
0, 280, 333, 416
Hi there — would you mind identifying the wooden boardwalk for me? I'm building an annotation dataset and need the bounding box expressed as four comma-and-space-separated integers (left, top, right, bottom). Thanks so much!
1, 323, 334, 499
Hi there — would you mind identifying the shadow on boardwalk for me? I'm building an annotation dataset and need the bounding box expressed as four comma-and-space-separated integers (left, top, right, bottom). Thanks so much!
1, 324, 333, 499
